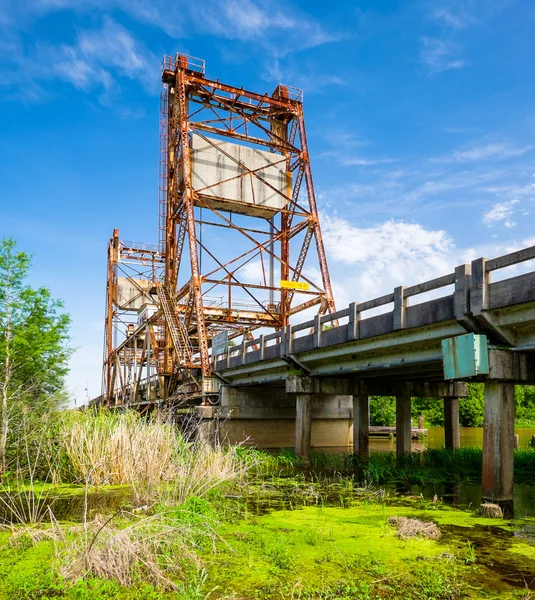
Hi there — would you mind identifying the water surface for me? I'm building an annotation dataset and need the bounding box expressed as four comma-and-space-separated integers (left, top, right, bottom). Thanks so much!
366, 426, 535, 452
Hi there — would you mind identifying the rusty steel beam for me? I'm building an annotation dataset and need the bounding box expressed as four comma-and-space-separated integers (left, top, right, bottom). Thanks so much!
102, 53, 337, 406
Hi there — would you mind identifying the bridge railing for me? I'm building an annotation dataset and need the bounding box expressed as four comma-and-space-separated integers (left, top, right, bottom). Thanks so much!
215, 244, 535, 370
485, 245, 535, 272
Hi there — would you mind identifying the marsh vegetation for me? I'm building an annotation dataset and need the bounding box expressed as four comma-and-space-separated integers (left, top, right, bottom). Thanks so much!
2, 237, 535, 598
0, 410, 533, 599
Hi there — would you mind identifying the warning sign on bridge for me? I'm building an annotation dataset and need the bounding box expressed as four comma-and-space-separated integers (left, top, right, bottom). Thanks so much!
280, 280, 310, 291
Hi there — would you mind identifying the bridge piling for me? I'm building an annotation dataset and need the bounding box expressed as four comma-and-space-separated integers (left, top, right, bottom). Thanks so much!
352, 395, 369, 462
482, 381, 515, 503
295, 394, 312, 462
444, 397, 460, 450
395, 395, 412, 456
286, 375, 317, 463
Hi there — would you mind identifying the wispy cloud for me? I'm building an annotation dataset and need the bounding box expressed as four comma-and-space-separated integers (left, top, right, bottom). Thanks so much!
431, 4, 478, 30
483, 199, 519, 228
320, 146, 535, 223
435, 139, 534, 163
420, 37, 464, 74
341, 157, 397, 167
3, 0, 343, 55
265, 59, 345, 93
421, 0, 513, 75
0, 16, 156, 108
1, 0, 344, 107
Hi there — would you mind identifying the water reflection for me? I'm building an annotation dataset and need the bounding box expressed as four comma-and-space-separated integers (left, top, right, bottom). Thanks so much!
313, 428, 535, 520
0, 489, 133, 524
366, 427, 535, 452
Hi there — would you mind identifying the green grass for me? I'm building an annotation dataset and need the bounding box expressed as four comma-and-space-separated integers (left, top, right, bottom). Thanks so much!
247, 447, 535, 487
0, 475, 535, 598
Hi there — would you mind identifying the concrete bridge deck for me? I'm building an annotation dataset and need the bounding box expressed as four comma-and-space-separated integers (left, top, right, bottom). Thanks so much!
215, 248, 535, 384
206, 244, 535, 509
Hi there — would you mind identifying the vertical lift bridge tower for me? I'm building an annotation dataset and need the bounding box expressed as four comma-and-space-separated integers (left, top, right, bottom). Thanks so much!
102, 54, 336, 407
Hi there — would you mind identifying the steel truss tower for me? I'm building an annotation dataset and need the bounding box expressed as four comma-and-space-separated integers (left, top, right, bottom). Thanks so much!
102, 54, 336, 407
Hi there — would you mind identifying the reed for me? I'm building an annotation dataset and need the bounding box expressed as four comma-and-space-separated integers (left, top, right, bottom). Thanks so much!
57, 410, 182, 487
56, 509, 217, 590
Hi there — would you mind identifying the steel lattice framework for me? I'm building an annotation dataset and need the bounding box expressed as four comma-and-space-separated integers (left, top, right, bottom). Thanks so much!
102, 54, 336, 407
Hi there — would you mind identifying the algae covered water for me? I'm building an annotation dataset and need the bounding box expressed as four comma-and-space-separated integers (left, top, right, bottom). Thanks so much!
213, 480, 535, 598
1, 452, 535, 599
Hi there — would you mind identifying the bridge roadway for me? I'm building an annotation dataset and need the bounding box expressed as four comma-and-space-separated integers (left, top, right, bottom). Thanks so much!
209, 244, 535, 508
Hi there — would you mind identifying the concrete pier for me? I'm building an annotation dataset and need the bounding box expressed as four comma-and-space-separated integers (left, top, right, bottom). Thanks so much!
482, 381, 515, 502
295, 393, 313, 462
395, 395, 412, 456
352, 394, 369, 461
444, 397, 460, 450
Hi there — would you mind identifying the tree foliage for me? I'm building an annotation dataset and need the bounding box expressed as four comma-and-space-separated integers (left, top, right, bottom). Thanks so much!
370, 383, 535, 428
0, 237, 71, 471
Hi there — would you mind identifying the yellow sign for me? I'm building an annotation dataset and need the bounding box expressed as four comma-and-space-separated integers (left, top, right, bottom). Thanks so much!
280, 280, 310, 291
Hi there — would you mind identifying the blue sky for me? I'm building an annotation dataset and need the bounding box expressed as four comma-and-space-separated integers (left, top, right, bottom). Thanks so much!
1, 0, 534, 404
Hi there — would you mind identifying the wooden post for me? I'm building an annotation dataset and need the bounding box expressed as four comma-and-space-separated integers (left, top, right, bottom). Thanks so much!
295, 394, 312, 462
482, 381, 515, 502
444, 397, 460, 450
514, 434, 519, 449
395, 395, 412, 457
418, 414, 424, 429
353, 395, 369, 462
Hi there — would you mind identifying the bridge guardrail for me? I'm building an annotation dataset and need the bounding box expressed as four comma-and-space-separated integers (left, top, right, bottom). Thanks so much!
216, 244, 535, 370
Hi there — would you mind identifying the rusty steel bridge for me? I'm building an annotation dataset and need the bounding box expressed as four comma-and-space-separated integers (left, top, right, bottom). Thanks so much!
100, 53, 535, 507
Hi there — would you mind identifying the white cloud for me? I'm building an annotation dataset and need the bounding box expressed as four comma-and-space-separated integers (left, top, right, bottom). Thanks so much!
320, 213, 535, 312
321, 216, 456, 300
420, 37, 464, 74
449, 142, 533, 163
4, 0, 341, 55
431, 3, 478, 30
264, 59, 345, 93
429, 0, 512, 31
1, 16, 156, 107
483, 199, 519, 227
1, 1, 344, 106
341, 157, 397, 167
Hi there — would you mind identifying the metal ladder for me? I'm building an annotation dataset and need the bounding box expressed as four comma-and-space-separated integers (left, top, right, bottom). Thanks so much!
156, 282, 197, 366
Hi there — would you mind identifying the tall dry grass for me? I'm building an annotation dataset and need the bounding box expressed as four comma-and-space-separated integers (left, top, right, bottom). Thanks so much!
48, 410, 246, 591
55, 510, 214, 590
51, 410, 246, 505
58, 410, 183, 486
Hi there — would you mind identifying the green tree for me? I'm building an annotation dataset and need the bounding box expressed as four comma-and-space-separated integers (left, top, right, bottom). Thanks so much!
411, 397, 444, 426
458, 384, 484, 427
370, 396, 396, 426
0, 238, 71, 472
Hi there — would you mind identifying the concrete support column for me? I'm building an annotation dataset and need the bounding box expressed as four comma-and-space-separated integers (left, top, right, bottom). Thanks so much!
295, 393, 313, 462
352, 395, 369, 461
482, 381, 515, 502
444, 397, 460, 450
395, 395, 412, 457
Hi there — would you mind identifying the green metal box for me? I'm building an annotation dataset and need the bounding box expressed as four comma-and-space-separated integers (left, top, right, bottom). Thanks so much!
442, 333, 489, 380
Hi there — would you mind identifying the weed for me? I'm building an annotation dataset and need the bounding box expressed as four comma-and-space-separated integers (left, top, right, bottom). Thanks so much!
266, 545, 294, 570
464, 541, 476, 564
